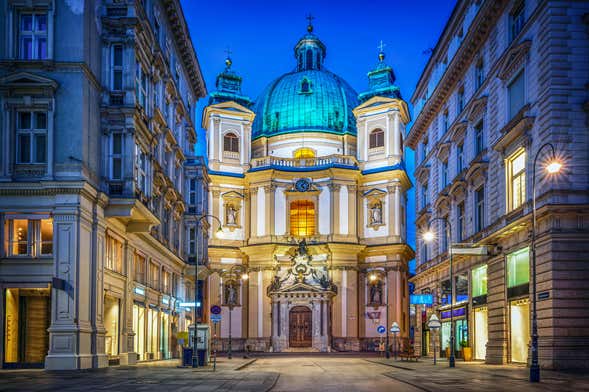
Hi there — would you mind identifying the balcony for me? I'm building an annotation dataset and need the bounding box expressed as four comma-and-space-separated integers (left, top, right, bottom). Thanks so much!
250, 154, 359, 172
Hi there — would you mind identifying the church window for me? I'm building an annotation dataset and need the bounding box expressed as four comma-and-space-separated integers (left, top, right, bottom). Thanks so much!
369, 128, 384, 149
290, 200, 316, 237
306, 49, 313, 70
223, 132, 239, 153
316, 52, 321, 70
294, 147, 315, 159
300, 78, 310, 93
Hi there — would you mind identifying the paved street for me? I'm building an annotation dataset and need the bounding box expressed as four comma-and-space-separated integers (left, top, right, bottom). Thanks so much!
1, 355, 588, 392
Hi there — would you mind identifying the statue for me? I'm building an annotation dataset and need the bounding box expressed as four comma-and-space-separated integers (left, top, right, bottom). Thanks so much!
298, 238, 308, 256
369, 281, 383, 305
370, 201, 383, 225
226, 204, 237, 225
225, 282, 238, 306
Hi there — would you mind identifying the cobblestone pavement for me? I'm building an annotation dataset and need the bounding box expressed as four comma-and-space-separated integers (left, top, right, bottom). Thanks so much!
1, 355, 588, 392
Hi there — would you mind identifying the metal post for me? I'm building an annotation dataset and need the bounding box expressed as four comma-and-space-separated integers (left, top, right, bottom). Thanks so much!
393, 332, 398, 360
530, 142, 555, 383
433, 331, 437, 365
448, 220, 455, 368
192, 218, 199, 368
386, 276, 390, 359
228, 304, 233, 359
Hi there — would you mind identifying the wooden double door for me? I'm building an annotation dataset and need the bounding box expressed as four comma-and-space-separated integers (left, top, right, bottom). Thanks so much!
289, 306, 312, 347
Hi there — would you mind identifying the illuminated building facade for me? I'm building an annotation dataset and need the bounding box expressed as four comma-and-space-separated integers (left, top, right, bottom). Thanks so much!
203, 22, 413, 352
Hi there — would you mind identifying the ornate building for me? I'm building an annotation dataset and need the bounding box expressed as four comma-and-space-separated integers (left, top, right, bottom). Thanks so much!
0, 0, 205, 369
203, 22, 413, 352
406, 0, 589, 370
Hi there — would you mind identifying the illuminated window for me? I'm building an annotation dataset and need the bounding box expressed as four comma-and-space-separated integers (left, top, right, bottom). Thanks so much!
369, 128, 384, 149
4, 218, 52, 256
105, 234, 123, 274
506, 148, 526, 211
289, 200, 315, 237
471, 265, 488, 297
294, 148, 315, 159
507, 247, 529, 288
223, 132, 239, 153
134, 253, 146, 284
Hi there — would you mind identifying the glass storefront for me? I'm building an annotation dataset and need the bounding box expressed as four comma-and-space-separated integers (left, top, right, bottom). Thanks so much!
3, 288, 51, 368
133, 304, 146, 360
440, 306, 468, 356
147, 307, 159, 359
510, 299, 530, 363
104, 296, 120, 357
160, 312, 169, 359
474, 307, 488, 360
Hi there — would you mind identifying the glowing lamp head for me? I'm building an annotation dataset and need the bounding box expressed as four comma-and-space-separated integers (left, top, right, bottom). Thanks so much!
369, 274, 377, 282
423, 231, 435, 242
546, 160, 562, 174
241, 273, 249, 281
215, 227, 224, 239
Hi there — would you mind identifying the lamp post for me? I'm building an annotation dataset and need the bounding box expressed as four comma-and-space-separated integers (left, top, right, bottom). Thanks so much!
369, 271, 389, 358
224, 264, 248, 360
427, 314, 442, 365
530, 143, 562, 383
391, 321, 401, 360
192, 214, 224, 368
423, 216, 455, 367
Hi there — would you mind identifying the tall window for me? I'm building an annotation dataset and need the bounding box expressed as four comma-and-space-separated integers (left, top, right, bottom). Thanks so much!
188, 178, 197, 205
223, 132, 239, 153
105, 234, 123, 274
306, 48, 313, 70
509, 1, 525, 42
475, 58, 484, 90
4, 218, 52, 256
440, 216, 448, 253
475, 186, 485, 232
471, 265, 488, 297
188, 226, 196, 255
134, 253, 146, 284
16, 111, 47, 164
369, 129, 385, 149
457, 202, 465, 242
111, 45, 123, 91
135, 63, 148, 108
457, 87, 465, 113
19, 13, 48, 60
110, 132, 123, 180
457, 143, 464, 173
149, 262, 159, 289
507, 247, 529, 288
508, 70, 525, 118
421, 240, 428, 263
421, 184, 428, 209
162, 270, 171, 294
474, 120, 484, 156
135, 144, 148, 195
442, 111, 449, 133
290, 200, 315, 236
441, 160, 449, 188
507, 148, 526, 211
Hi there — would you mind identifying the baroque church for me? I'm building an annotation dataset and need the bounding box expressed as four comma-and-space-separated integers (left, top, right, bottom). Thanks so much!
202, 20, 414, 352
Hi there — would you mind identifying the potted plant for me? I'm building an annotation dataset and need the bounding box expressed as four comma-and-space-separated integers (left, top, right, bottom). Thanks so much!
460, 340, 472, 361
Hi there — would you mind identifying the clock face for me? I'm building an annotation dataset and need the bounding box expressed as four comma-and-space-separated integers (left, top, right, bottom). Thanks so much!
295, 178, 311, 192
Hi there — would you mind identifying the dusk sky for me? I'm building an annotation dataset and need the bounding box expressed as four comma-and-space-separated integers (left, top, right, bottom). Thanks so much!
181, 0, 458, 269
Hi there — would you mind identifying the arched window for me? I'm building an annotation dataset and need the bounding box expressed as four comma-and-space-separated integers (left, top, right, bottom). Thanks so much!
290, 200, 315, 236
306, 49, 313, 70
223, 132, 239, 153
301, 78, 310, 93
316, 52, 321, 70
369, 128, 385, 149
294, 147, 315, 159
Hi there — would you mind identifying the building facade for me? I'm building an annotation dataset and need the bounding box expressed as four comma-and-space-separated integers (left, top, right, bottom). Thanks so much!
406, 0, 589, 370
0, 0, 206, 369
202, 22, 413, 353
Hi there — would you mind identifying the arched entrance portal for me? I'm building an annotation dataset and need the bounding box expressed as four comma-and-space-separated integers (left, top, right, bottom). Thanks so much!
289, 306, 312, 347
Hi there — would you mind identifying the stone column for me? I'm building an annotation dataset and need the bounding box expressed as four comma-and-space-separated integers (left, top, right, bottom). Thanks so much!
486, 255, 507, 364
119, 242, 136, 365
387, 185, 395, 239
347, 185, 357, 238
329, 184, 341, 236
265, 184, 276, 237
250, 187, 258, 238
394, 183, 401, 238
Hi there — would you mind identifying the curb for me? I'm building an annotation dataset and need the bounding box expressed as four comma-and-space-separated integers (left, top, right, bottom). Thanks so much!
264, 373, 280, 392
364, 359, 415, 371
234, 358, 257, 371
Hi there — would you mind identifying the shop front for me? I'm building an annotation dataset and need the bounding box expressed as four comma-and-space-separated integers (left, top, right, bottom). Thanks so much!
471, 264, 488, 361
147, 305, 159, 360
3, 287, 51, 368
133, 302, 147, 361
506, 248, 530, 363
439, 305, 468, 358
104, 295, 120, 363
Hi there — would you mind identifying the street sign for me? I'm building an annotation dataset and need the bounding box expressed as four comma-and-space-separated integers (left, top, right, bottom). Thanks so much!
210, 314, 222, 323
410, 294, 433, 305
211, 305, 222, 315
377, 325, 386, 334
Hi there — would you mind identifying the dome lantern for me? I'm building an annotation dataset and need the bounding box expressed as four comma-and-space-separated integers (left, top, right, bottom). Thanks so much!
294, 15, 326, 71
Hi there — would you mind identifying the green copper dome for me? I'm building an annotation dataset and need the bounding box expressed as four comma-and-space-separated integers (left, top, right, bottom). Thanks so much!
252, 28, 358, 139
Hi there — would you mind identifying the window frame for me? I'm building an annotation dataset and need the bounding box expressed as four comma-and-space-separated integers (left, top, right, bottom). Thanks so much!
369, 128, 385, 149
135, 144, 149, 195
111, 44, 124, 91
16, 110, 48, 164
475, 186, 485, 232
5, 217, 53, 257
18, 12, 49, 60
457, 143, 464, 173
507, 69, 526, 119
109, 132, 124, 180
506, 148, 526, 212
223, 132, 239, 153
457, 201, 465, 242
474, 120, 484, 156
509, 1, 525, 42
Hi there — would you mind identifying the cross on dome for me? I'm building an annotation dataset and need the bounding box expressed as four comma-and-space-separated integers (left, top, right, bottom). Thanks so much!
306, 13, 315, 32
378, 40, 386, 61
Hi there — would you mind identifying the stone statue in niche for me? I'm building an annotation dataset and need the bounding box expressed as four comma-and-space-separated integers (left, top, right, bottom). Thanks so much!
369, 201, 383, 225
369, 281, 383, 305
224, 282, 238, 307
226, 204, 238, 225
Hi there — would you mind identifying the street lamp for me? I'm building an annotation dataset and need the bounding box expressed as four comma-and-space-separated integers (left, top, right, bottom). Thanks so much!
427, 314, 442, 365
391, 321, 401, 360
224, 264, 248, 360
423, 216, 455, 368
192, 214, 224, 368
530, 143, 562, 383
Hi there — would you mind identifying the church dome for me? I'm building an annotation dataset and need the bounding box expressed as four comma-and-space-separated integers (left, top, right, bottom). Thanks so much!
252, 24, 358, 140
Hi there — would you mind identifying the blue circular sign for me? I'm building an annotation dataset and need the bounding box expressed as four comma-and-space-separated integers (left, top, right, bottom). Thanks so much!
211, 305, 222, 315
377, 325, 386, 334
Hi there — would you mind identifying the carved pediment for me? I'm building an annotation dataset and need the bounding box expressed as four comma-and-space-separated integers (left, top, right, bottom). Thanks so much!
467, 96, 488, 122
449, 121, 468, 143
0, 72, 58, 89
436, 142, 451, 161
363, 188, 387, 199
497, 40, 531, 81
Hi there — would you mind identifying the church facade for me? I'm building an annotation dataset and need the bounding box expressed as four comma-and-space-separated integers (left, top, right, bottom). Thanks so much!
202, 23, 413, 352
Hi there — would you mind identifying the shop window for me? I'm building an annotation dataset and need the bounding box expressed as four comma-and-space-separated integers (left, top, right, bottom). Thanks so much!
18, 12, 48, 60
147, 308, 159, 358
105, 234, 123, 274
507, 247, 529, 288
133, 304, 146, 360
289, 200, 315, 237
506, 148, 526, 212
4, 218, 52, 257
471, 265, 488, 298
104, 296, 120, 356
455, 273, 469, 303
369, 128, 384, 149
294, 147, 315, 159
16, 111, 48, 164
510, 299, 530, 363
440, 279, 452, 305
223, 132, 239, 153
474, 307, 488, 360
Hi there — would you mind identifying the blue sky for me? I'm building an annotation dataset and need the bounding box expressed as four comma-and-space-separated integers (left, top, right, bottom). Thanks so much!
181, 0, 457, 272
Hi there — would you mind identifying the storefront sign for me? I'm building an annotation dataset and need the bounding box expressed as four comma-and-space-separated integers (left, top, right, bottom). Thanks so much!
410, 294, 433, 305
162, 296, 169, 305
134, 286, 145, 296
440, 306, 466, 320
